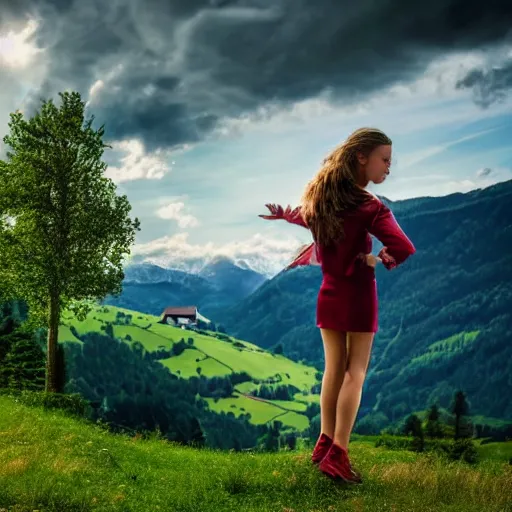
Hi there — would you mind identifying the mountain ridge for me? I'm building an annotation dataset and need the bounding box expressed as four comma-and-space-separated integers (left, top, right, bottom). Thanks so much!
105, 257, 267, 319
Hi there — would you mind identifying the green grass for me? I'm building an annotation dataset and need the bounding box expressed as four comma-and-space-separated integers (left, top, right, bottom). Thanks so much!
234, 381, 259, 394
476, 440, 512, 463
118, 325, 174, 351
58, 325, 82, 345
1, 396, 511, 512
470, 415, 512, 428
205, 394, 288, 425
294, 392, 321, 405
161, 350, 232, 379
58, 304, 321, 431
269, 400, 308, 413
204, 392, 310, 430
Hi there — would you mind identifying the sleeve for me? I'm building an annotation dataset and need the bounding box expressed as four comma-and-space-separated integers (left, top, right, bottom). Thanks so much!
285, 242, 320, 270
368, 202, 416, 270
258, 204, 308, 229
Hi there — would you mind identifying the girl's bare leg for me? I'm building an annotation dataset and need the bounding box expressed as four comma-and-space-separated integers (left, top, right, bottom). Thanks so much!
333, 332, 374, 449
319, 328, 347, 438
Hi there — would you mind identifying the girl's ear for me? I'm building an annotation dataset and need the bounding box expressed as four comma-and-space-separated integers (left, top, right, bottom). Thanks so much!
356, 151, 367, 165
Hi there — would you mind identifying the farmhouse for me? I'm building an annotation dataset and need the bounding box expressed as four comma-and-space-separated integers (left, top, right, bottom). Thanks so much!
160, 306, 210, 328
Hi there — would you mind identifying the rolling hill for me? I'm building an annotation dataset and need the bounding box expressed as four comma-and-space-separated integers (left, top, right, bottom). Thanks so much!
58, 304, 320, 435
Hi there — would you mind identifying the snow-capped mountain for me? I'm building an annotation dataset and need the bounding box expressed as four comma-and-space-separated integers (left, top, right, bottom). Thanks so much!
105, 258, 268, 320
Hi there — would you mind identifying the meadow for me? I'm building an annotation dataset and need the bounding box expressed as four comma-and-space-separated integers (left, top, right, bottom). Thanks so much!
1, 394, 511, 512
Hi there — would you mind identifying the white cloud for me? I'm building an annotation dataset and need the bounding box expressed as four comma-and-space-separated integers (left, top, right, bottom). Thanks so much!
0, 19, 43, 70
156, 201, 199, 228
86, 64, 125, 107
129, 231, 304, 277
105, 139, 173, 183
88, 79, 105, 101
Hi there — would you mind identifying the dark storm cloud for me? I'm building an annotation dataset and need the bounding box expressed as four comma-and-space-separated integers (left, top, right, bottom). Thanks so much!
2, 0, 512, 150
477, 167, 493, 177
456, 60, 512, 108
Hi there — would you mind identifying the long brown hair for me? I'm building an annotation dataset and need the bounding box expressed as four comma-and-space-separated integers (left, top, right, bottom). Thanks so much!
300, 127, 392, 247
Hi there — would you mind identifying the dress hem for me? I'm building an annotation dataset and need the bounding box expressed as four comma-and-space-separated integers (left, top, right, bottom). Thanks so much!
316, 322, 378, 333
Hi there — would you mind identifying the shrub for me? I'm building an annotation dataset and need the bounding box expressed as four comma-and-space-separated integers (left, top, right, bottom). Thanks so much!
0, 389, 91, 418
449, 438, 479, 464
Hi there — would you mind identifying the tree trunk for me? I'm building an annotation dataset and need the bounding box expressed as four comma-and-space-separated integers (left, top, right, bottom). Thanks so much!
45, 293, 61, 393
455, 414, 461, 439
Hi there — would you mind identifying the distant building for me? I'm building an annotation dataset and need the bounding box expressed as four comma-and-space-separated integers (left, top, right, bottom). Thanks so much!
160, 306, 210, 328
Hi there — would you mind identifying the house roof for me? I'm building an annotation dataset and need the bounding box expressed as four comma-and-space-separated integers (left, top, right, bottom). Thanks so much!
162, 306, 197, 317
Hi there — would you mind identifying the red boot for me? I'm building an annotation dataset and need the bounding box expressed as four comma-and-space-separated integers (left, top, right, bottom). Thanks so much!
311, 433, 333, 464
318, 442, 362, 484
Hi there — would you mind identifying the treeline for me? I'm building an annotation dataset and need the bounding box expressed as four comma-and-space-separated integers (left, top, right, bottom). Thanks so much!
249, 383, 302, 401
373, 392, 490, 464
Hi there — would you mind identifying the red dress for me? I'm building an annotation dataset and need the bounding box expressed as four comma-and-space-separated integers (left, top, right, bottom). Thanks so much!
259, 198, 416, 332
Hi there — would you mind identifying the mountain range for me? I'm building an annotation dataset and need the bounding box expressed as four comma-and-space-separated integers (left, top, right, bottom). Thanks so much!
103, 255, 267, 320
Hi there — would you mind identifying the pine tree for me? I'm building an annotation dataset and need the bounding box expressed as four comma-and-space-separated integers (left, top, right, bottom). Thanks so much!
451, 390, 472, 439
425, 403, 443, 438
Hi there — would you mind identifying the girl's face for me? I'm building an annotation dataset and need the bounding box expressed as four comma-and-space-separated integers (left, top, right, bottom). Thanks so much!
357, 144, 392, 185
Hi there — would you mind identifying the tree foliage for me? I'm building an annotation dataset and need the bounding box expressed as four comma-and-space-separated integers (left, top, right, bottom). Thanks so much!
0, 91, 140, 391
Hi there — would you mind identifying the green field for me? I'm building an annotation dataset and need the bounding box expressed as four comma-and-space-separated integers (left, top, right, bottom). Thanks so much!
204, 391, 310, 430
1, 395, 511, 512
161, 350, 232, 378
59, 304, 321, 431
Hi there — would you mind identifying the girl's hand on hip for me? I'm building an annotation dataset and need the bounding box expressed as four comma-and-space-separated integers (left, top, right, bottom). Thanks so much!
357, 253, 382, 268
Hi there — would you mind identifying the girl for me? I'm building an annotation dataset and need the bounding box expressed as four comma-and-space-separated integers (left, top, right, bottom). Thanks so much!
259, 127, 415, 484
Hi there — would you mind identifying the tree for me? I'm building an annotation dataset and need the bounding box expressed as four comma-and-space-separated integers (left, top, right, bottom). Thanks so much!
105, 323, 114, 339
0, 329, 46, 390
284, 432, 297, 450
0, 91, 140, 392
272, 343, 284, 355
425, 403, 443, 438
264, 420, 282, 452
188, 417, 206, 448
403, 413, 423, 437
451, 390, 472, 439
403, 413, 424, 451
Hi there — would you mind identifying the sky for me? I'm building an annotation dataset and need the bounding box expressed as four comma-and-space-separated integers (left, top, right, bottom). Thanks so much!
1, 0, 511, 276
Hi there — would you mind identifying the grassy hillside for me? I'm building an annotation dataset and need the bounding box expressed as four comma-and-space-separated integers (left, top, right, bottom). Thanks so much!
59, 304, 321, 432
1, 395, 511, 512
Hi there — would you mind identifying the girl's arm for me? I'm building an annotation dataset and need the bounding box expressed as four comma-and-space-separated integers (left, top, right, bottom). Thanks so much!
259, 204, 318, 270
368, 202, 416, 270
259, 204, 309, 229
